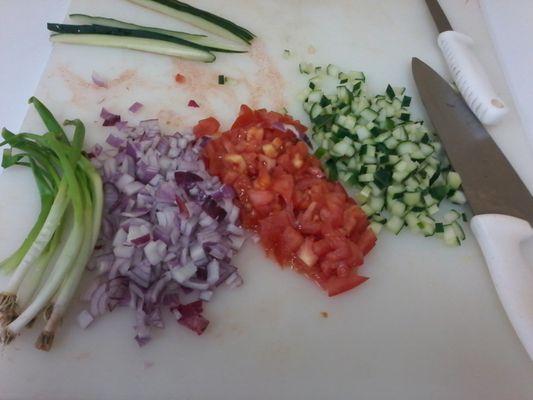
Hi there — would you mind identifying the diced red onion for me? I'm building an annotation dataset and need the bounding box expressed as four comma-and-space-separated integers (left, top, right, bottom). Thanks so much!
106, 134, 125, 148
92, 71, 108, 88
181, 279, 209, 291
90, 284, 107, 316
127, 225, 151, 246
199, 290, 213, 302
77, 310, 95, 329
171, 262, 197, 284
144, 240, 167, 265
114, 244, 135, 258
113, 229, 127, 247
123, 181, 145, 196
189, 243, 205, 262
206, 259, 220, 285
87, 112, 247, 345
115, 174, 135, 192
100, 108, 121, 126
139, 119, 160, 137
129, 102, 143, 113
188, 100, 200, 108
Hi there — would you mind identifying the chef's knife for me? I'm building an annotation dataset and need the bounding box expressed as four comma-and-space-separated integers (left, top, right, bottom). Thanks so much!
425, 0, 507, 125
412, 57, 533, 360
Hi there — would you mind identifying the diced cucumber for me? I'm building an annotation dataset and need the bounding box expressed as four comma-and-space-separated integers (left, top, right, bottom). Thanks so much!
360, 108, 378, 122
443, 210, 461, 224
443, 224, 460, 246
403, 191, 421, 206
386, 215, 405, 234
369, 196, 385, 212
355, 126, 371, 141
447, 171, 462, 189
370, 221, 384, 235
299, 62, 314, 74
449, 190, 467, 204
327, 64, 340, 77
389, 200, 406, 217
310, 103, 323, 119
299, 63, 467, 244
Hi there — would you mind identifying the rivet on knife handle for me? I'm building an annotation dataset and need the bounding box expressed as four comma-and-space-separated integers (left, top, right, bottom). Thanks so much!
438, 31, 507, 125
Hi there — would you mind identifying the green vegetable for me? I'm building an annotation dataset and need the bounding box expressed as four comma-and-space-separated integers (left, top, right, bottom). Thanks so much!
69, 14, 247, 53
127, 0, 255, 44
299, 63, 467, 245
0, 98, 103, 350
48, 24, 216, 62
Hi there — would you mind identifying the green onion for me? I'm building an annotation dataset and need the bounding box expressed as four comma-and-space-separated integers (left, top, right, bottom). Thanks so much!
0, 98, 103, 350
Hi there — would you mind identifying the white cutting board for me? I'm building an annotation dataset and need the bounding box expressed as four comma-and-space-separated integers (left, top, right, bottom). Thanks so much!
0, 1, 532, 399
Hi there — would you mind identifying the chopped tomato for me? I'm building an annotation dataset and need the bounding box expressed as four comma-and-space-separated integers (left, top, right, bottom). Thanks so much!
202, 105, 377, 296
193, 117, 220, 138
248, 189, 275, 207
357, 228, 377, 256
324, 274, 369, 297
174, 73, 186, 83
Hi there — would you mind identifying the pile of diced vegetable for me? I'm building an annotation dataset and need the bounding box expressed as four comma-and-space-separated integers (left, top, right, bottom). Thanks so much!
299, 63, 467, 245
83, 108, 246, 345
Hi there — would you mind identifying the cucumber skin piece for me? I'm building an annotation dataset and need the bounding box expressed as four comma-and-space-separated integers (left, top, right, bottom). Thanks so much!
50, 34, 216, 62
69, 14, 248, 53
127, 0, 254, 44
48, 23, 214, 52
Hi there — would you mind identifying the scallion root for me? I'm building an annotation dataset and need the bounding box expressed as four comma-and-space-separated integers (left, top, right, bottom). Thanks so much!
35, 331, 55, 351
1, 329, 16, 345
0, 293, 16, 313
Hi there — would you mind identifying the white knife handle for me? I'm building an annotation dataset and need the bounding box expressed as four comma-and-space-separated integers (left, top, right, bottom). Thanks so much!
438, 30, 507, 125
471, 214, 533, 359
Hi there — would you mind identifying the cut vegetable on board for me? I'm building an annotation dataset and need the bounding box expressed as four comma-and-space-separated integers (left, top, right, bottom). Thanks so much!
202, 106, 376, 296
68, 14, 248, 53
82, 109, 246, 345
48, 0, 254, 61
299, 63, 468, 245
126, 0, 256, 45
48, 24, 217, 62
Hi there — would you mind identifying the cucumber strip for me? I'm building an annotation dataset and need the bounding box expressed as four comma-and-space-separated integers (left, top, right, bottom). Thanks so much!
48, 23, 216, 52
127, 0, 254, 44
68, 14, 247, 53
50, 33, 215, 62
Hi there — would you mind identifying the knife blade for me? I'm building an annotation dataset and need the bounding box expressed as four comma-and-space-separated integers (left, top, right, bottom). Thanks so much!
424, 0, 507, 125
412, 58, 532, 224
425, 0, 452, 33
412, 57, 533, 360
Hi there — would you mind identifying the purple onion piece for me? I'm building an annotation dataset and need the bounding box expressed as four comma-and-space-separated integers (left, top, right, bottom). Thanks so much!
129, 102, 143, 113
100, 108, 121, 127
92, 71, 108, 88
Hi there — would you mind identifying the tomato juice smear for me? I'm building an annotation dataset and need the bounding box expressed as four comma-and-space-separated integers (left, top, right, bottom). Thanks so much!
199, 105, 377, 296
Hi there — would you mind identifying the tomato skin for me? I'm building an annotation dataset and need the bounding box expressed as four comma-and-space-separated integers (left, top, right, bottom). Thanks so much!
193, 117, 220, 138
324, 274, 369, 297
357, 228, 377, 256
202, 105, 377, 296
